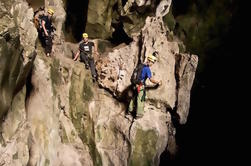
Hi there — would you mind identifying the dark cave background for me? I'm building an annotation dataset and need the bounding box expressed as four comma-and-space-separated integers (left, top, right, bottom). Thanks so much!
64, 0, 88, 42
160, 0, 243, 165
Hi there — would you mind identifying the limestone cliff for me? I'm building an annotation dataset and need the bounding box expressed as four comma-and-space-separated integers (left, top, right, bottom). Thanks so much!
0, 0, 37, 125
85, 0, 172, 39
0, 0, 198, 165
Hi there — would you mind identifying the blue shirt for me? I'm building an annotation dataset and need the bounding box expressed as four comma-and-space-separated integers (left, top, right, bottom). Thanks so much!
141, 65, 152, 83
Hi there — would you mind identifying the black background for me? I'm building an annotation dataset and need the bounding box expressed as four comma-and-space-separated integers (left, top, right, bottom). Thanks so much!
161, 0, 244, 165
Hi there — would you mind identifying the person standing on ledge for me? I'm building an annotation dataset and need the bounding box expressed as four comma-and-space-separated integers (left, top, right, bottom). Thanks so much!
41, 8, 55, 57
73, 33, 100, 82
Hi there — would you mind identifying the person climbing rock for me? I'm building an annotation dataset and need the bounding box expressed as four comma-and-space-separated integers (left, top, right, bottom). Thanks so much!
128, 54, 162, 119
73, 33, 100, 82
41, 8, 55, 57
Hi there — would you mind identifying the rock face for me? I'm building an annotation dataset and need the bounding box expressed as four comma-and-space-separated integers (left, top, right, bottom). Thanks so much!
96, 38, 140, 97
155, 0, 172, 18
96, 16, 179, 109
25, 53, 94, 166
0, 0, 36, 165
175, 53, 198, 124
85, 0, 117, 39
0, 0, 198, 165
1, 49, 177, 165
85, 0, 172, 39
0, 0, 37, 121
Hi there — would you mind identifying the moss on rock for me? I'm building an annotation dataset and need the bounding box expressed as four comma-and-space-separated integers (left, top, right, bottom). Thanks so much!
50, 59, 61, 95
82, 77, 94, 101
163, 6, 176, 31
129, 129, 158, 166
69, 68, 102, 166
45, 158, 50, 166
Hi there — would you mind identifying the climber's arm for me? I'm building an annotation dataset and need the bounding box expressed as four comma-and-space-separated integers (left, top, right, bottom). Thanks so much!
149, 78, 162, 85
73, 50, 80, 61
42, 20, 48, 36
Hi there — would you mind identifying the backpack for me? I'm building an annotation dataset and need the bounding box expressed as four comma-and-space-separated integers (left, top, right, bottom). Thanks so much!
34, 7, 44, 29
37, 15, 44, 32
35, 14, 55, 37
130, 63, 144, 85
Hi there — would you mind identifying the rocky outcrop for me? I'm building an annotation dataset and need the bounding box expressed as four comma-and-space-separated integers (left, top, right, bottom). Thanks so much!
94, 16, 198, 164
1, 48, 177, 165
0, 0, 37, 121
96, 16, 180, 109
0, 0, 36, 165
85, 0, 117, 39
25, 52, 93, 166
0, 87, 29, 166
1, 0, 198, 165
175, 53, 198, 124
85, 0, 172, 39
96, 37, 139, 97
156, 0, 172, 18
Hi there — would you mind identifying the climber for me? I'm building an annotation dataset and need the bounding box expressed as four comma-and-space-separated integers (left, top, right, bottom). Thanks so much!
41, 8, 55, 57
73, 33, 100, 82
128, 54, 162, 119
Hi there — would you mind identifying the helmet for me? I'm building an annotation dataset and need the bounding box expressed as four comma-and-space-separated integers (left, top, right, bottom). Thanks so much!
47, 8, 54, 15
82, 33, 88, 38
147, 54, 157, 63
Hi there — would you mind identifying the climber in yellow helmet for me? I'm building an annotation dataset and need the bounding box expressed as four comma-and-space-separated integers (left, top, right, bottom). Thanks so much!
128, 53, 162, 119
73, 33, 100, 82
47, 8, 54, 15
41, 8, 55, 57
